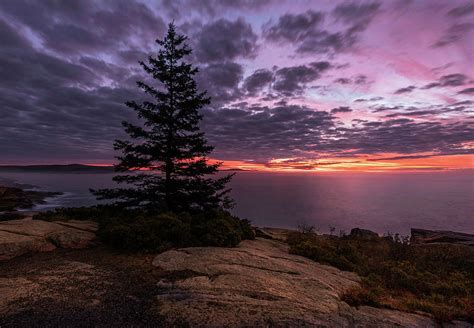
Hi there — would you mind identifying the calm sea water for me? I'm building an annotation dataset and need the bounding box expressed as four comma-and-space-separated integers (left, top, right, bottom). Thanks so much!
1, 171, 473, 235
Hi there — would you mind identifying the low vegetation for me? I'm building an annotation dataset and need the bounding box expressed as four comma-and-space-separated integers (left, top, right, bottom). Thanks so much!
287, 230, 474, 323
0, 212, 26, 221
33, 206, 254, 252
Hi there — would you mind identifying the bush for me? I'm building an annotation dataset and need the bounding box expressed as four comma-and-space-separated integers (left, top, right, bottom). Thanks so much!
288, 232, 362, 272
193, 214, 240, 247
33, 206, 254, 252
238, 218, 255, 240
0, 212, 26, 221
33, 206, 128, 222
99, 213, 192, 252
287, 231, 474, 323
341, 286, 381, 308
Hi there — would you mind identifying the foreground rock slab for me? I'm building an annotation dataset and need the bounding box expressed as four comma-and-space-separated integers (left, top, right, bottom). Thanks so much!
0, 218, 97, 260
153, 238, 465, 327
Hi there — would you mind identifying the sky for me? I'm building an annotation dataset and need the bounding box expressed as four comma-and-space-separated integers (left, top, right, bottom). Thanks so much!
0, 0, 473, 171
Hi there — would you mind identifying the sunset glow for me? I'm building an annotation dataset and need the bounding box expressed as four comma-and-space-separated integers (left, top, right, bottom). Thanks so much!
215, 154, 474, 172
0, 0, 472, 171
1, 3, 474, 326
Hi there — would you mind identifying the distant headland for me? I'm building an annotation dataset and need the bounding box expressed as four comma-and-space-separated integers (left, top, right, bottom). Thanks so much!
0, 164, 252, 173
0, 164, 114, 173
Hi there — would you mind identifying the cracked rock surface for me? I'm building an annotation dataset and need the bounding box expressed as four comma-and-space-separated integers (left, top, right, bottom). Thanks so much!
0, 218, 97, 260
153, 238, 469, 328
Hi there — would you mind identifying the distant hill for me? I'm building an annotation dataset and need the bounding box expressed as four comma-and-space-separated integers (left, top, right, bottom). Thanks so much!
0, 164, 254, 173
0, 164, 114, 173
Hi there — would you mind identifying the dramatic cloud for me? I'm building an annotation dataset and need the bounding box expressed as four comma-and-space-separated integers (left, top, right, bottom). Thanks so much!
161, 0, 274, 19
263, 3, 380, 54
0, 0, 472, 169
459, 87, 474, 95
344, 119, 473, 156
194, 18, 258, 63
334, 78, 351, 84
394, 85, 416, 94
334, 75, 370, 85
263, 10, 324, 42
197, 62, 244, 102
332, 1, 380, 32
331, 106, 352, 114
0, 1, 165, 55
201, 104, 473, 162
434, 22, 474, 47
272, 61, 331, 96
201, 105, 337, 160
447, 3, 474, 17
262, 10, 345, 54
243, 69, 274, 94
354, 97, 384, 103
422, 74, 470, 89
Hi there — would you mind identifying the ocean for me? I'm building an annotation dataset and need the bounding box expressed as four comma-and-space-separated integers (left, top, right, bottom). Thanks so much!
1, 171, 473, 235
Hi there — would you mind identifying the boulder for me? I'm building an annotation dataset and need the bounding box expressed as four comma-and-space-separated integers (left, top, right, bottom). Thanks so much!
0, 186, 33, 211
0, 218, 97, 260
255, 227, 293, 241
152, 238, 445, 327
349, 228, 379, 240
0, 186, 61, 211
254, 227, 274, 239
411, 228, 474, 246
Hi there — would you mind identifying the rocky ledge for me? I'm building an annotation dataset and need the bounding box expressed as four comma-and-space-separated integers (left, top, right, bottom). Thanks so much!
152, 236, 469, 327
411, 228, 474, 247
0, 186, 61, 211
0, 218, 97, 260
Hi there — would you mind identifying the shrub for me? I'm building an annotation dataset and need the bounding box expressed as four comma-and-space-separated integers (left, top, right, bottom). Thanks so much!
238, 219, 256, 240
191, 210, 255, 247
288, 233, 362, 272
193, 216, 240, 247
33, 206, 128, 222
99, 213, 192, 252
341, 286, 381, 307
0, 212, 26, 221
33, 206, 254, 252
287, 231, 474, 323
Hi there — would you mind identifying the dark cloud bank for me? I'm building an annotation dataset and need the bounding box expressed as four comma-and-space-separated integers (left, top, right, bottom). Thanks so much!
0, 0, 472, 165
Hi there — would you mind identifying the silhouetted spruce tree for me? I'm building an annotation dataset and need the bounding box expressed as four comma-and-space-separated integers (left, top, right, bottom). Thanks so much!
92, 23, 233, 212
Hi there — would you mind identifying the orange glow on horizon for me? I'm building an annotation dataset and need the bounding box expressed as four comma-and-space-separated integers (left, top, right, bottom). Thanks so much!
218, 154, 474, 172
84, 154, 473, 173
84, 163, 113, 167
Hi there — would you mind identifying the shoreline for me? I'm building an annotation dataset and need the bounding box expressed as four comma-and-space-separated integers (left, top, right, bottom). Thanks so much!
0, 186, 62, 214
1, 173, 473, 235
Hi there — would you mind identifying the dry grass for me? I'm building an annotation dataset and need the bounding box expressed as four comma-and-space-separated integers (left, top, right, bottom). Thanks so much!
287, 231, 474, 323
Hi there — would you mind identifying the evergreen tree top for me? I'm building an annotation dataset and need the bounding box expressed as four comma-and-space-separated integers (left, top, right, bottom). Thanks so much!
92, 22, 234, 213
